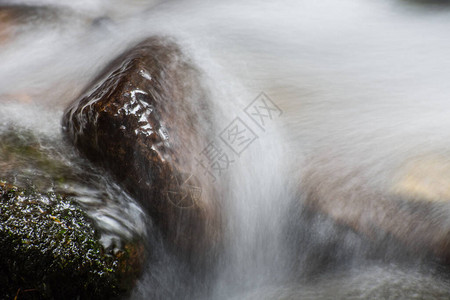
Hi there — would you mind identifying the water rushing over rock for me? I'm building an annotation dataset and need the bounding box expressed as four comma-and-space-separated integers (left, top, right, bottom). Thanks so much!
3, 0, 450, 299
63, 36, 222, 263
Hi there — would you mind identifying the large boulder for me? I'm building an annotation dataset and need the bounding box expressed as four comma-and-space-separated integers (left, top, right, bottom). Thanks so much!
62, 37, 221, 260
0, 181, 144, 299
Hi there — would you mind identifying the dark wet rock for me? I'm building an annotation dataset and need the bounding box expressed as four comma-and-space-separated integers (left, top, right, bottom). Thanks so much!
63, 37, 221, 261
0, 125, 148, 253
0, 181, 144, 299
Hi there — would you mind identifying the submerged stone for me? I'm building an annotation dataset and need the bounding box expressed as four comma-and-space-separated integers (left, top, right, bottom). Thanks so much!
302, 155, 450, 264
0, 5, 60, 43
62, 37, 221, 261
0, 181, 143, 299
0, 126, 75, 190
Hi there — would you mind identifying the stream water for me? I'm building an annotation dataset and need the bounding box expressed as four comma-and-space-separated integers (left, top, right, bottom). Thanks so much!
2, 0, 450, 299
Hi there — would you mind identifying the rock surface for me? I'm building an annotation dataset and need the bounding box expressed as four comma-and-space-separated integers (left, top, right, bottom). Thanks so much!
302, 155, 450, 263
63, 37, 221, 260
0, 5, 60, 43
0, 126, 74, 190
0, 181, 144, 299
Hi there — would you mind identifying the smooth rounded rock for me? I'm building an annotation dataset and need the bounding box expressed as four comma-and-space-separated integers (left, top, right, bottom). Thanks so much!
302, 155, 450, 263
63, 37, 221, 261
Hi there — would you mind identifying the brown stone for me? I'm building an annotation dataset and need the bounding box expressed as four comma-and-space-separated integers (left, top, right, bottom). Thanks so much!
302, 155, 450, 263
0, 7, 14, 43
0, 5, 56, 43
62, 37, 221, 260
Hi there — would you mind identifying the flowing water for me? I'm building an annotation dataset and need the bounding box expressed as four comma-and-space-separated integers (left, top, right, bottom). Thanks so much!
2, 0, 450, 299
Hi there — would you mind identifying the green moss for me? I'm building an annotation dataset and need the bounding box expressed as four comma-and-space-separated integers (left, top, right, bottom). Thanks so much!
0, 182, 128, 299
0, 127, 79, 191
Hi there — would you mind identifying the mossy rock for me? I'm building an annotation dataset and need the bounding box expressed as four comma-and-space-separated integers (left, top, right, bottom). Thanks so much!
0, 181, 144, 299
0, 127, 77, 190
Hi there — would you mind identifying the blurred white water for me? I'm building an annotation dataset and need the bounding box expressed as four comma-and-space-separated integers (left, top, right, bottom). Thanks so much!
2, 0, 450, 299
